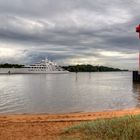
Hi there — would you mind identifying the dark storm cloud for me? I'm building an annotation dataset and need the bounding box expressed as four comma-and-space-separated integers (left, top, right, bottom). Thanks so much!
0, 0, 139, 69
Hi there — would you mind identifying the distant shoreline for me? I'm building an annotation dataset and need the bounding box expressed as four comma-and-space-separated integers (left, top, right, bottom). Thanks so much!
62, 65, 128, 72
0, 63, 128, 72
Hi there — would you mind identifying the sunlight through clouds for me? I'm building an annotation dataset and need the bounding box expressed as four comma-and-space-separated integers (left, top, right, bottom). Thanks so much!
99, 51, 124, 57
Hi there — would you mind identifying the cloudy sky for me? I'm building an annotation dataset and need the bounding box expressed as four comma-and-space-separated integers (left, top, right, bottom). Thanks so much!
0, 0, 140, 69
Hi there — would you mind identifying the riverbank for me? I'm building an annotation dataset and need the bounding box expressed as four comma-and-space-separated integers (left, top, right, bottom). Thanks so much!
1, 108, 140, 140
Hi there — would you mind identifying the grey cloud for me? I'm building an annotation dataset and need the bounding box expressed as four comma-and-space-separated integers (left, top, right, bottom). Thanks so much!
0, 0, 139, 69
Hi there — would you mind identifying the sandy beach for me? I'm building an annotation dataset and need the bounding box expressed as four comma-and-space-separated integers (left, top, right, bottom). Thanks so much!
1, 108, 140, 140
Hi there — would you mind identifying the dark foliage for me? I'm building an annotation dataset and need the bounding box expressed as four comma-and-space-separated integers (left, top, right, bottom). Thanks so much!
62, 65, 128, 72
0, 63, 24, 68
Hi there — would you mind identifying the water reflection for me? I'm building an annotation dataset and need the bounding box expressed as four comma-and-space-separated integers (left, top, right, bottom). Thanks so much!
75, 72, 78, 82
133, 83, 140, 108
75, 72, 92, 82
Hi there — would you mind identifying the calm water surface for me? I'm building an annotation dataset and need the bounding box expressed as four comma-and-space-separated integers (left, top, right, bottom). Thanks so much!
0, 72, 140, 114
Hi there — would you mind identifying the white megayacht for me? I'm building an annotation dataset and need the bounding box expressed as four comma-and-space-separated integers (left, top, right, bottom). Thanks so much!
0, 58, 69, 74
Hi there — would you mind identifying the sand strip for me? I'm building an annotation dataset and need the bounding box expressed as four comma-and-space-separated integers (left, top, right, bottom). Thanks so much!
1, 108, 140, 140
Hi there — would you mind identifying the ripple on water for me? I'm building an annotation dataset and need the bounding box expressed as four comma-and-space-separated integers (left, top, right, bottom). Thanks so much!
0, 88, 26, 114
0, 72, 139, 114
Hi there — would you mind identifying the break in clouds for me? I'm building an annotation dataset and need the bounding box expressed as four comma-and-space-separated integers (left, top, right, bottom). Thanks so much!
0, 0, 140, 69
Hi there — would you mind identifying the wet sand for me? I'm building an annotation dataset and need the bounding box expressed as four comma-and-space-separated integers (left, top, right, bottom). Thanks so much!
1, 108, 140, 140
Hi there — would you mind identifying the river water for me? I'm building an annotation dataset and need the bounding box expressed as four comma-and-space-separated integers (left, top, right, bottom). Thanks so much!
0, 72, 139, 114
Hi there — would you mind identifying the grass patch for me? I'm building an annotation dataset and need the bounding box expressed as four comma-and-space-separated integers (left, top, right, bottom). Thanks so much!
60, 115, 140, 140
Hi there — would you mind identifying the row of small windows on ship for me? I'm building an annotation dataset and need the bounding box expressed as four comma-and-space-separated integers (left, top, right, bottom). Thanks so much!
28, 69, 48, 71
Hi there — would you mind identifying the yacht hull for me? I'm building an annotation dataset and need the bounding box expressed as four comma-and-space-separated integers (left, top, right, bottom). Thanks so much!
0, 68, 69, 74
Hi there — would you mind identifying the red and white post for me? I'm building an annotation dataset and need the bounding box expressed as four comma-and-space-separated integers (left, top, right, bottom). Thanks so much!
136, 25, 140, 71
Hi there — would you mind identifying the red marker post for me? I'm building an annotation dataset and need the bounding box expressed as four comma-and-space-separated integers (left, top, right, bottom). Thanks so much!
136, 24, 140, 71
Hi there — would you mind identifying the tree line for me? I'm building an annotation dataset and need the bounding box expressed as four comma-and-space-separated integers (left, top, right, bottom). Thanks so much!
0, 63, 24, 68
62, 65, 128, 72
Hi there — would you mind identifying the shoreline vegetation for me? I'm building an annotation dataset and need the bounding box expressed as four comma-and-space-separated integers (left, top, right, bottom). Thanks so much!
0, 63, 24, 68
61, 115, 140, 140
0, 63, 128, 72
0, 109, 140, 140
62, 65, 128, 72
